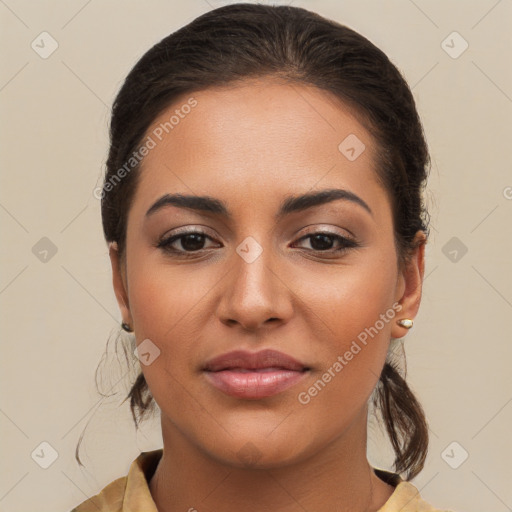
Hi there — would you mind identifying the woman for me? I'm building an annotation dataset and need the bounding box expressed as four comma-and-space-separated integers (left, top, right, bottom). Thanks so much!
72, 3, 451, 511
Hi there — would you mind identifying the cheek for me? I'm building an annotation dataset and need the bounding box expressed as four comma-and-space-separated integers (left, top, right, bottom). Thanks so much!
125, 260, 219, 396
126, 239, 398, 419
127, 258, 217, 336
293, 284, 394, 436
292, 254, 397, 399
293, 251, 398, 346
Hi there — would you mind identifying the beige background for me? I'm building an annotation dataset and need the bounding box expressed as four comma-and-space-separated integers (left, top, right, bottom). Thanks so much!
1, 1, 511, 511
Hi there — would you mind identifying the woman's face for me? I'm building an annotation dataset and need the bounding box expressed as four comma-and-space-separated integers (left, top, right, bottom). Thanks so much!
111, 78, 424, 467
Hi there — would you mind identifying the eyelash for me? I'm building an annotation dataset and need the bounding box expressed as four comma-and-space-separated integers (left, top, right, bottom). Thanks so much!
156, 229, 360, 258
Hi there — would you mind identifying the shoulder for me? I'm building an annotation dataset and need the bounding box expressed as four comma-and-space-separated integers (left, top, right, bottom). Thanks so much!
373, 468, 453, 512
70, 476, 127, 512
378, 480, 454, 512
69, 449, 162, 512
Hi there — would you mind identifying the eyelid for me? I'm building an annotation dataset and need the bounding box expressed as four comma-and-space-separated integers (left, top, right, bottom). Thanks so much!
158, 224, 352, 244
297, 224, 354, 237
159, 225, 217, 240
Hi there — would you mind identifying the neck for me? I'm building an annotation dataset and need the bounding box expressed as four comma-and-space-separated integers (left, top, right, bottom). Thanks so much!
149, 409, 395, 512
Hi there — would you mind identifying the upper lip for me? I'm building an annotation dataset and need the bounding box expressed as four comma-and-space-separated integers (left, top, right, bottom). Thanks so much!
203, 349, 308, 372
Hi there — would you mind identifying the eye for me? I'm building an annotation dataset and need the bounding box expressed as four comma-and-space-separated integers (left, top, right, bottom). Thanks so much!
292, 231, 359, 254
157, 229, 220, 256
157, 228, 360, 258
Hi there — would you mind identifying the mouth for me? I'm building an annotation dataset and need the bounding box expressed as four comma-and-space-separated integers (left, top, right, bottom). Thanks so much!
202, 349, 310, 400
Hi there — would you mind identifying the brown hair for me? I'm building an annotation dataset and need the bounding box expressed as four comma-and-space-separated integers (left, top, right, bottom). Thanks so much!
82, 3, 431, 480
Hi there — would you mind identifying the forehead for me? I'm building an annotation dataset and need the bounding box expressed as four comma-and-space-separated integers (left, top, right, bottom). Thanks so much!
131, 78, 389, 220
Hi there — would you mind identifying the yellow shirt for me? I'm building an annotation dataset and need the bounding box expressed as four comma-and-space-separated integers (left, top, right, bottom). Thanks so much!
71, 449, 451, 512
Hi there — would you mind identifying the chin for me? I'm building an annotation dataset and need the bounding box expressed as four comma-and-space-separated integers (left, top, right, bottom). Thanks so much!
202, 429, 314, 470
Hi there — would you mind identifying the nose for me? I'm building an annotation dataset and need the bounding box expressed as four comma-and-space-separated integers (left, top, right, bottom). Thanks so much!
216, 240, 294, 332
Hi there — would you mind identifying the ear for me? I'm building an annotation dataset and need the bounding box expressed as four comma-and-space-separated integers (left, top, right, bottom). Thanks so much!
109, 242, 132, 328
391, 230, 427, 339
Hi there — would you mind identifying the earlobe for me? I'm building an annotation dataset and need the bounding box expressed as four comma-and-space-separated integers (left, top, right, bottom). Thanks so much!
109, 242, 132, 329
391, 231, 427, 339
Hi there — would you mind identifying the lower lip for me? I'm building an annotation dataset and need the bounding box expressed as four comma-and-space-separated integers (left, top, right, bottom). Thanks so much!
204, 368, 307, 399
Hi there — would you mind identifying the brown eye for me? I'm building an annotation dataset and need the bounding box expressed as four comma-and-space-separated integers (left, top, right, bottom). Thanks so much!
294, 232, 359, 253
157, 230, 220, 255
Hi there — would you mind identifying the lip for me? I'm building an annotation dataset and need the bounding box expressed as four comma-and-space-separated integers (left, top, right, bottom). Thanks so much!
203, 349, 310, 399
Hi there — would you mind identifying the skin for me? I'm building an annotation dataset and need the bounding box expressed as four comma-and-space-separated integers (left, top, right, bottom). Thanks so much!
110, 77, 426, 512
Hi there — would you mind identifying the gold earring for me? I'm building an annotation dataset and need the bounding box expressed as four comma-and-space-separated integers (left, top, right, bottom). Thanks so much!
396, 318, 413, 329
121, 322, 133, 332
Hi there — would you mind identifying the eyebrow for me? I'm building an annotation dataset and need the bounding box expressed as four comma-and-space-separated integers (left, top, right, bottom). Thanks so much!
145, 188, 373, 219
